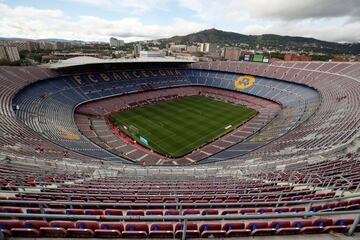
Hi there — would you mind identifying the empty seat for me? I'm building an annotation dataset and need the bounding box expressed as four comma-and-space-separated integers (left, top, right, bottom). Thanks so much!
95, 222, 123, 238
149, 223, 174, 238
222, 209, 238, 215
146, 210, 163, 216
247, 221, 275, 236
67, 220, 99, 238
323, 219, 354, 233
270, 220, 300, 235
0, 207, 23, 213
26, 208, 41, 214
66, 209, 84, 215
122, 223, 148, 238
257, 208, 273, 214
200, 223, 226, 238
11, 220, 49, 237
45, 209, 66, 214
183, 209, 200, 215
274, 207, 290, 213
240, 208, 256, 214
290, 207, 305, 213
164, 210, 180, 215
202, 209, 219, 215
40, 221, 75, 238
126, 210, 145, 216
84, 209, 103, 215
174, 222, 200, 238
104, 209, 123, 216
300, 218, 333, 234
222, 222, 249, 237
0, 219, 23, 237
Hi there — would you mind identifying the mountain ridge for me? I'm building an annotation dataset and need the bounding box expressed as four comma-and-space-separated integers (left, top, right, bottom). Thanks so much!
159, 28, 360, 55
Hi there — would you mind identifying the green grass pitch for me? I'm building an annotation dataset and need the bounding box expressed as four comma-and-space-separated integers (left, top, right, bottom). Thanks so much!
108, 95, 257, 158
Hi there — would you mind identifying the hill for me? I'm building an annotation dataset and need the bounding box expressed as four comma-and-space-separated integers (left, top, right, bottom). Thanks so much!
160, 28, 360, 55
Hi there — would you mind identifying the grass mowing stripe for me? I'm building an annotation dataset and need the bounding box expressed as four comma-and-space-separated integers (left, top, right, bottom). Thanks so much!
108, 95, 257, 157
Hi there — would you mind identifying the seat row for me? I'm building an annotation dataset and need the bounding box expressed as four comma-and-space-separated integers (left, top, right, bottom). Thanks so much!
0, 218, 358, 238
1, 198, 358, 215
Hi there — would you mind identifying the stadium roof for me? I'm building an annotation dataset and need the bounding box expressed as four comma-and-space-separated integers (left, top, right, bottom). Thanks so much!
45, 56, 196, 69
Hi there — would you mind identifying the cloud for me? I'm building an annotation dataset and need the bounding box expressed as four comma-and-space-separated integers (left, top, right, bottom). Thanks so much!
178, 0, 360, 42
0, 3, 207, 42
227, 0, 360, 21
66, 0, 170, 14
0, 1, 359, 43
242, 18, 360, 43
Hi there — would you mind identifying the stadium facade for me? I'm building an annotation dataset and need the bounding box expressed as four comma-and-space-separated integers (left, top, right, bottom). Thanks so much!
0, 59, 360, 238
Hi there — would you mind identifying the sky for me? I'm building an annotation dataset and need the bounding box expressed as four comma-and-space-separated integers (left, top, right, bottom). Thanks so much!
0, 0, 359, 43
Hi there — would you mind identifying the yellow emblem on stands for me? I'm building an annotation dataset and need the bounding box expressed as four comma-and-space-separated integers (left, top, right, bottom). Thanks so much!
55, 125, 81, 140
234, 75, 255, 90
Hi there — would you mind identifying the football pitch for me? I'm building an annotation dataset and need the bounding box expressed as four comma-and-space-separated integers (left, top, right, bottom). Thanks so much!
108, 95, 257, 158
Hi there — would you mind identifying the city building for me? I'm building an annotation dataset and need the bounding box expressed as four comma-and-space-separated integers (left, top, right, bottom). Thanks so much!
186, 45, 198, 53
134, 44, 142, 57
0, 46, 20, 62
169, 44, 187, 52
224, 47, 242, 61
109, 37, 125, 48
199, 43, 217, 54
284, 54, 312, 61
139, 51, 166, 58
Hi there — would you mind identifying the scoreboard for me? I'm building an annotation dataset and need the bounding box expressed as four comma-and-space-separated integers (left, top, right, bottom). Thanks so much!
243, 54, 270, 63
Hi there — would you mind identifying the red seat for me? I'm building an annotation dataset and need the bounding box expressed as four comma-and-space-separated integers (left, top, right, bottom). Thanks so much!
290, 207, 305, 213
149, 223, 174, 238
11, 228, 41, 237
146, 210, 163, 216
270, 220, 300, 235
291, 220, 317, 234
84, 209, 103, 215
24, 220, 49, 229
127, 210, 145, 216
104, 209, 123, 216
122, 223, 148, 238
67, 228, 95, 238
67, 221, 99, 238
323, 219, 353, 233
201, 209, 219, 215
240, 208, 256, 214
310, 205, 322, 212
0, 207, 23, 213
333, 201, 348, 211
75, 220, 99, 231
200, 223, 226, 238
40, 221, 75, 237
26, 208, 41, 214
11, 220, 49, 237
223, 222, 249, 237
49, 221, 75, 229
222, 209, 238, 215
347, 199, 360, 210
0, 219, 23, 237
95, 222, 123, 238
164, 210, 180, 215
247, 221, 275, 236
183, 209, 200, 215
174, 222, 200, 238
257, 208, 273, 214
45, 209, 65, 214
321, 203, 336, 211
66, 209, 84, 215
274, 207, 290, 213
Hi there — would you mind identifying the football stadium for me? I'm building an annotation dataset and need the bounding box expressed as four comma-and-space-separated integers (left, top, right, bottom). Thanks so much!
0, 58, 360, 239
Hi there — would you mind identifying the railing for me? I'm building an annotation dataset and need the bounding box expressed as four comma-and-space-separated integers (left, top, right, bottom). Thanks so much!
0, 194, 359, 212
